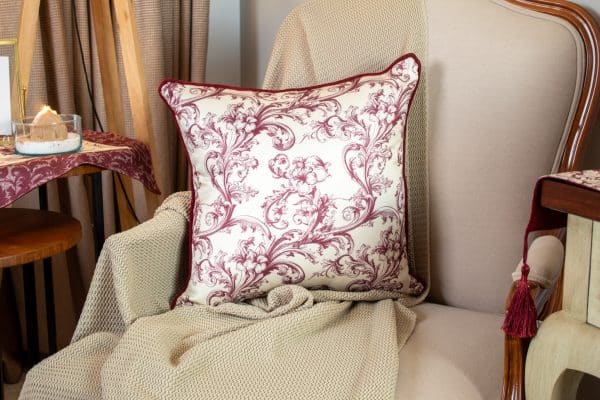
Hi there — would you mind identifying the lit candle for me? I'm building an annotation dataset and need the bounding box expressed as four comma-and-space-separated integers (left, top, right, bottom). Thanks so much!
14, 107, 81, 155
30, 105, 67, 141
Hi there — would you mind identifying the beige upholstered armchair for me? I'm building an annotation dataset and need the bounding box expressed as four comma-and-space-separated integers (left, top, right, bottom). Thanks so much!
19, 0, 600, 399
261, 0, 600, 397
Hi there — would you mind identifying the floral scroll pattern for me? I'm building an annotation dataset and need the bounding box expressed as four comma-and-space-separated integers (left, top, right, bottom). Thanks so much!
0, 130, 160, 207
161, 54, 424, 306
553, 169, 600, 189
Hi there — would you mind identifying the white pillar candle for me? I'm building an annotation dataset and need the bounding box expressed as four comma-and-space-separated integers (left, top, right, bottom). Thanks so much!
30, 105, 68, 141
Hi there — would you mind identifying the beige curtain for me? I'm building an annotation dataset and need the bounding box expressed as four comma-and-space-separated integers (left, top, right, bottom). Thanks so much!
0, 0, 209, 382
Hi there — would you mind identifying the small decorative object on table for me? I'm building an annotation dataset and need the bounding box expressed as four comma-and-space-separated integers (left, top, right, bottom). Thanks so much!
12, 106, 82, 155
0, 38, 24, 147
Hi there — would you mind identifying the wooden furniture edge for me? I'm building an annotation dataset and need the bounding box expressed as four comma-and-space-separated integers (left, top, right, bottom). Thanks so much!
501, 1, 600, 400
113, 0, 162, 214
90, 0, 139, 230
541, 179, 600, 221
503, 279, 564, 399
0, 208, 82, 269
503, 333, 530, 400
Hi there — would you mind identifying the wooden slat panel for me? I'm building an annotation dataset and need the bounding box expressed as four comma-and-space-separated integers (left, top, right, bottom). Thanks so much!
89, 0, 126, 134
90, 0, 137, 229
15, 0, 41, 110
563, 214, 593, 321
113, 0, 161, 213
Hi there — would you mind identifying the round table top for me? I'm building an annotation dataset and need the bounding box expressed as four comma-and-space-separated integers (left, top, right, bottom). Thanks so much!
0, 208, 82, 269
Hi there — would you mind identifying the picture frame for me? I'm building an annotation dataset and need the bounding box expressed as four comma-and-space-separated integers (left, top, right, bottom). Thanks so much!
0, 38, 24, 138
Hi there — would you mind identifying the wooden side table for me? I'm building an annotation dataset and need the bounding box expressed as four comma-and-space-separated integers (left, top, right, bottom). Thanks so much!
0, 208, 81, 400
0, 130, 160, 398
525, 180, 600, 399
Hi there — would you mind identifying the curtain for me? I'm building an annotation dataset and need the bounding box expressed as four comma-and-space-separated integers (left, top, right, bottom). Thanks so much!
0, 0, 209, 382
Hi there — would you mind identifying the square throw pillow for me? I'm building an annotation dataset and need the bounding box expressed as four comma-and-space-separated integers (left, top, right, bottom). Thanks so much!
160, 53, 424, 306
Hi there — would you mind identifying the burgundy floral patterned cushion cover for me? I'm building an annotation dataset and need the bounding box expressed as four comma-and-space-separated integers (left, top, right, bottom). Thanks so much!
160, 54, 424, 306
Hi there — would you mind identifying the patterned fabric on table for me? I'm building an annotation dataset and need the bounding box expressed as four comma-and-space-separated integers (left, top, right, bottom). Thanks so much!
160, 54, 424, 306
0, 130, 160, 207
552, 169, 600, 189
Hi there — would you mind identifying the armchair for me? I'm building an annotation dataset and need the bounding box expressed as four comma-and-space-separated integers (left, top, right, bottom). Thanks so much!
19, 0, 600, 399
262, 0, 600, 398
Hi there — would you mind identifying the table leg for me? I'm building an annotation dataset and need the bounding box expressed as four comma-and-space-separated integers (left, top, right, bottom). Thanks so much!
37, 185, 58, 355
22, 263, 39, 366
42, 259, 57, 354
1, 269, 4, 400
92, 172, 105, 260
0, 350, 4, 400
38, 184, 48, 211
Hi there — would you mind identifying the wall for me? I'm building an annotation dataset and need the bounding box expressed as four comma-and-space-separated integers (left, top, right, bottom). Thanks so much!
206, 0, 302, 87
239, 0, 305, 87
205, 0, 241, 86
208, 0, 600, 86
574, 0, 599, 20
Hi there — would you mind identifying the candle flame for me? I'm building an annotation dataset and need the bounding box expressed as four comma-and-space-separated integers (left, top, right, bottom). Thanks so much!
36, 105, 58, 118
30, 105, 67, 141
32, 105, 61, 126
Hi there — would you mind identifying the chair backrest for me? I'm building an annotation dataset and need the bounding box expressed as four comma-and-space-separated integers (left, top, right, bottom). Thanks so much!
263, 0, 600, 313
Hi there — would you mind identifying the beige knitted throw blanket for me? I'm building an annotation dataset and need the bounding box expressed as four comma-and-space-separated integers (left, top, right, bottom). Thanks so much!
20, 0, 428, 398
21, 193, 415, 399
106, 288, 417, 399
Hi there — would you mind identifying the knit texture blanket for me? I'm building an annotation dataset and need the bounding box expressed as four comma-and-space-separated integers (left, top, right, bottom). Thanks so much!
20, 192, 416, 400
20, 0, 429, 397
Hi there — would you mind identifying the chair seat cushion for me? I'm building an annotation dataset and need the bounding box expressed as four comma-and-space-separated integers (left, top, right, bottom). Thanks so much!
396, 302, 504, 399
22, 302, 503, 399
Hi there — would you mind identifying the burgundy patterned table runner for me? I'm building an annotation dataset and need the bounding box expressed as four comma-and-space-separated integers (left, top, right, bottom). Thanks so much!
0, 130, 160, 207
504, 169, 600, 338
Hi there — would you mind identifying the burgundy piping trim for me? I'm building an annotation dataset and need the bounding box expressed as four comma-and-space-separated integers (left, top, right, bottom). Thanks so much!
159, 53, 422, 307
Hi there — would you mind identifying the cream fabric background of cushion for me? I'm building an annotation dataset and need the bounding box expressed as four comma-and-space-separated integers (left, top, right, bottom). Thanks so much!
162, 55, 424, 305
263, 0, 431, 307
425, 0, 582, 312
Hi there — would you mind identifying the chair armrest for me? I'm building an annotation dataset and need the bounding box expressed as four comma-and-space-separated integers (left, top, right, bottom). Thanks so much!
72, 192, 191, 342
501, 235, 565, 400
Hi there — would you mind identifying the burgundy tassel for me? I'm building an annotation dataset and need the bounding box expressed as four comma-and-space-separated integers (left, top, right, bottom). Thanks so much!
502, 263, 537, 338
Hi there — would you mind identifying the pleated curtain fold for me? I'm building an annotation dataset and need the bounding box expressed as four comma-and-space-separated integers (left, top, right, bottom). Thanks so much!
0, 0, 209, 381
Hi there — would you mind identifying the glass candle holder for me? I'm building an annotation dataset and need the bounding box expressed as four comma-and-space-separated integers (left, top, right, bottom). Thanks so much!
13, 114, 82, 156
